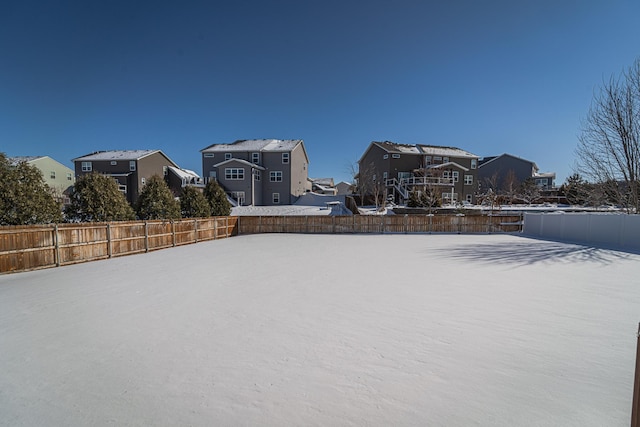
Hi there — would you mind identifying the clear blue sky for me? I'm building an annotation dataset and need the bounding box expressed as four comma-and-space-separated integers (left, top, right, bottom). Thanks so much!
1, 0, 639, 184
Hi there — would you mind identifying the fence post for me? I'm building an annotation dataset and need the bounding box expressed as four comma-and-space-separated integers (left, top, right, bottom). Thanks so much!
226, 217, 229, 237
107, 223, 113, 257
144, 221, 149, 252
632, 323, 640, 427
54, 224, 61, 267
171, 220, 176, 246
194, 219, 198, 243
333, 215, 336, 234
404, 214, 408, 234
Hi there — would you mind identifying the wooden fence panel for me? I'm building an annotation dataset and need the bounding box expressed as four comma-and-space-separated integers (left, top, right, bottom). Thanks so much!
56, 223, 109, 264
0, 226, 56, 272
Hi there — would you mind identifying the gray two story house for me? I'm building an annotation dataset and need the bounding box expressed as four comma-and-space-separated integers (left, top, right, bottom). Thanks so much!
358, 141, 480, 205
72, 150, 195, 204
200, 139, 310, 206
478, 153, 556, 192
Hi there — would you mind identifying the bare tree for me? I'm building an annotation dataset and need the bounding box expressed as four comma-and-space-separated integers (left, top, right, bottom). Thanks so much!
576, 58, 640, 213
501, 170, 519, 204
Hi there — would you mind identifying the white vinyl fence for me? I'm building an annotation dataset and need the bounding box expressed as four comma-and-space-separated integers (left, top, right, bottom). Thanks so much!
523, 212, 640, 252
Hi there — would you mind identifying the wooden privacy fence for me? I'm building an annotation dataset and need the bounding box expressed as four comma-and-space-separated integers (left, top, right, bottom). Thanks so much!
0, 217, 237, 273
237, 214, 523, 235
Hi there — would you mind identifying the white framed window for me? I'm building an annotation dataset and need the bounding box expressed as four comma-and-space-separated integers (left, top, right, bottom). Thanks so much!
81, 161, 92, 172
252, 152, 260, 164
398, 171, 411, 182
442, 171, 450, 179
67, 173, 73, 181
225, 153, 232, 160
231, 191, 245, 205
129, 161, 136, 171
464, 175, 473, 185
141, 177, 146, 186
466, 194, 473, 203
425, 156, 432, 165
372, 174, 376, 182
272, 193, 280, 204
471, 159, 477, 169
282, 153, 289, 164
383, 154, 389, 159
434, 156, 442, 164
452, 171, 459, 182
253, 169, 261, 181
50, 171, 56, 179
442, 192, 458, 202
392, 154, 400, 159
383, 171, 388, 180
270, 171, 283, 182
163, 166, 168, 176
225, 168, 244, 180
110, 161, 117, 165
118, 184, 127, 193
443, 157, 449, 163
204, 153, 214, 158
209, 171, 217, 179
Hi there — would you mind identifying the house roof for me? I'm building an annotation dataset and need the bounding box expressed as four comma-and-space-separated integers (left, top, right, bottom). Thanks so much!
201, 139, 303, 153
72, 150, 178, 166
361, 141, 479, 163
167, 166, 201, 181
478, 153, 539, 171
213, 158, 266, 170
309, 177, 335, 186
424, 161, 470, 172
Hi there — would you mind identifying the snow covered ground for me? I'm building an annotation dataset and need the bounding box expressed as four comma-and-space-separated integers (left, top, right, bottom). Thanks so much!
1, 234, 639, 426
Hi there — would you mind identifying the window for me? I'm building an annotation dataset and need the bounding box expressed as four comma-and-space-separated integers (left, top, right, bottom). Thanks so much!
392, 154, 400, 159
50, 171, 56, 179
272, 193, 280, 204
442, 171, 450, 179
225, 153, 232, 160
398, 172, 412, 182
204, 153, 214, 158
67, 173, 73, 181
282, 153, 289, 164
452, 171, 459, 182
231, 191, 245, 205
81, 161, 92, 172
110, 161, 117, 165
464, 175, 473, 185
425, 156, 432, 165
434, 156, 442, 164
442, 192, 458, 202
253, 169, 261, 181
252, 152, 260, 164
141, 177, 146, 186
443, 157, 449, 163
466, 194, 473, 203
383, 154, 389, 159
372, 174, 376, 182
471, 159, 477, 169
118, 184, 127, 193
270, 171, 283, 182
209, 171, 217, 179
383, 171, 388, 180
129, 161, 136, 171
163, 166, 168, 176
225, 168, 244, 180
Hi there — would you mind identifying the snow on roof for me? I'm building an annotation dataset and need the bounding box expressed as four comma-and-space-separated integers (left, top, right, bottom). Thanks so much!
371, 141, 478, 158
420, 161, 470, 172
417, 145, 479, 158
201, 139, 302, 153
73, 150, 161, 161
213, 158, 266, 170
168, 166, 201, 180
310, 177, 335, 186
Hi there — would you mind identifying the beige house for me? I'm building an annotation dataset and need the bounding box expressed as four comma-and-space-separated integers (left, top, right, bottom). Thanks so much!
9, 156, 75, 204
201, 139, 310, 206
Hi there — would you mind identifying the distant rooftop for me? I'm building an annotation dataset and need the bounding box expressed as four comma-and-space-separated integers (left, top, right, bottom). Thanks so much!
8, 156, 44, 165
372, 141, 479, 158
73, 150, 169, 162
201, 139, 302, 153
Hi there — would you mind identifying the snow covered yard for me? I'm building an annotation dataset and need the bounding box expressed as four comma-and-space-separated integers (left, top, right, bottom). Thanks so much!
1, 233, 639, 426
